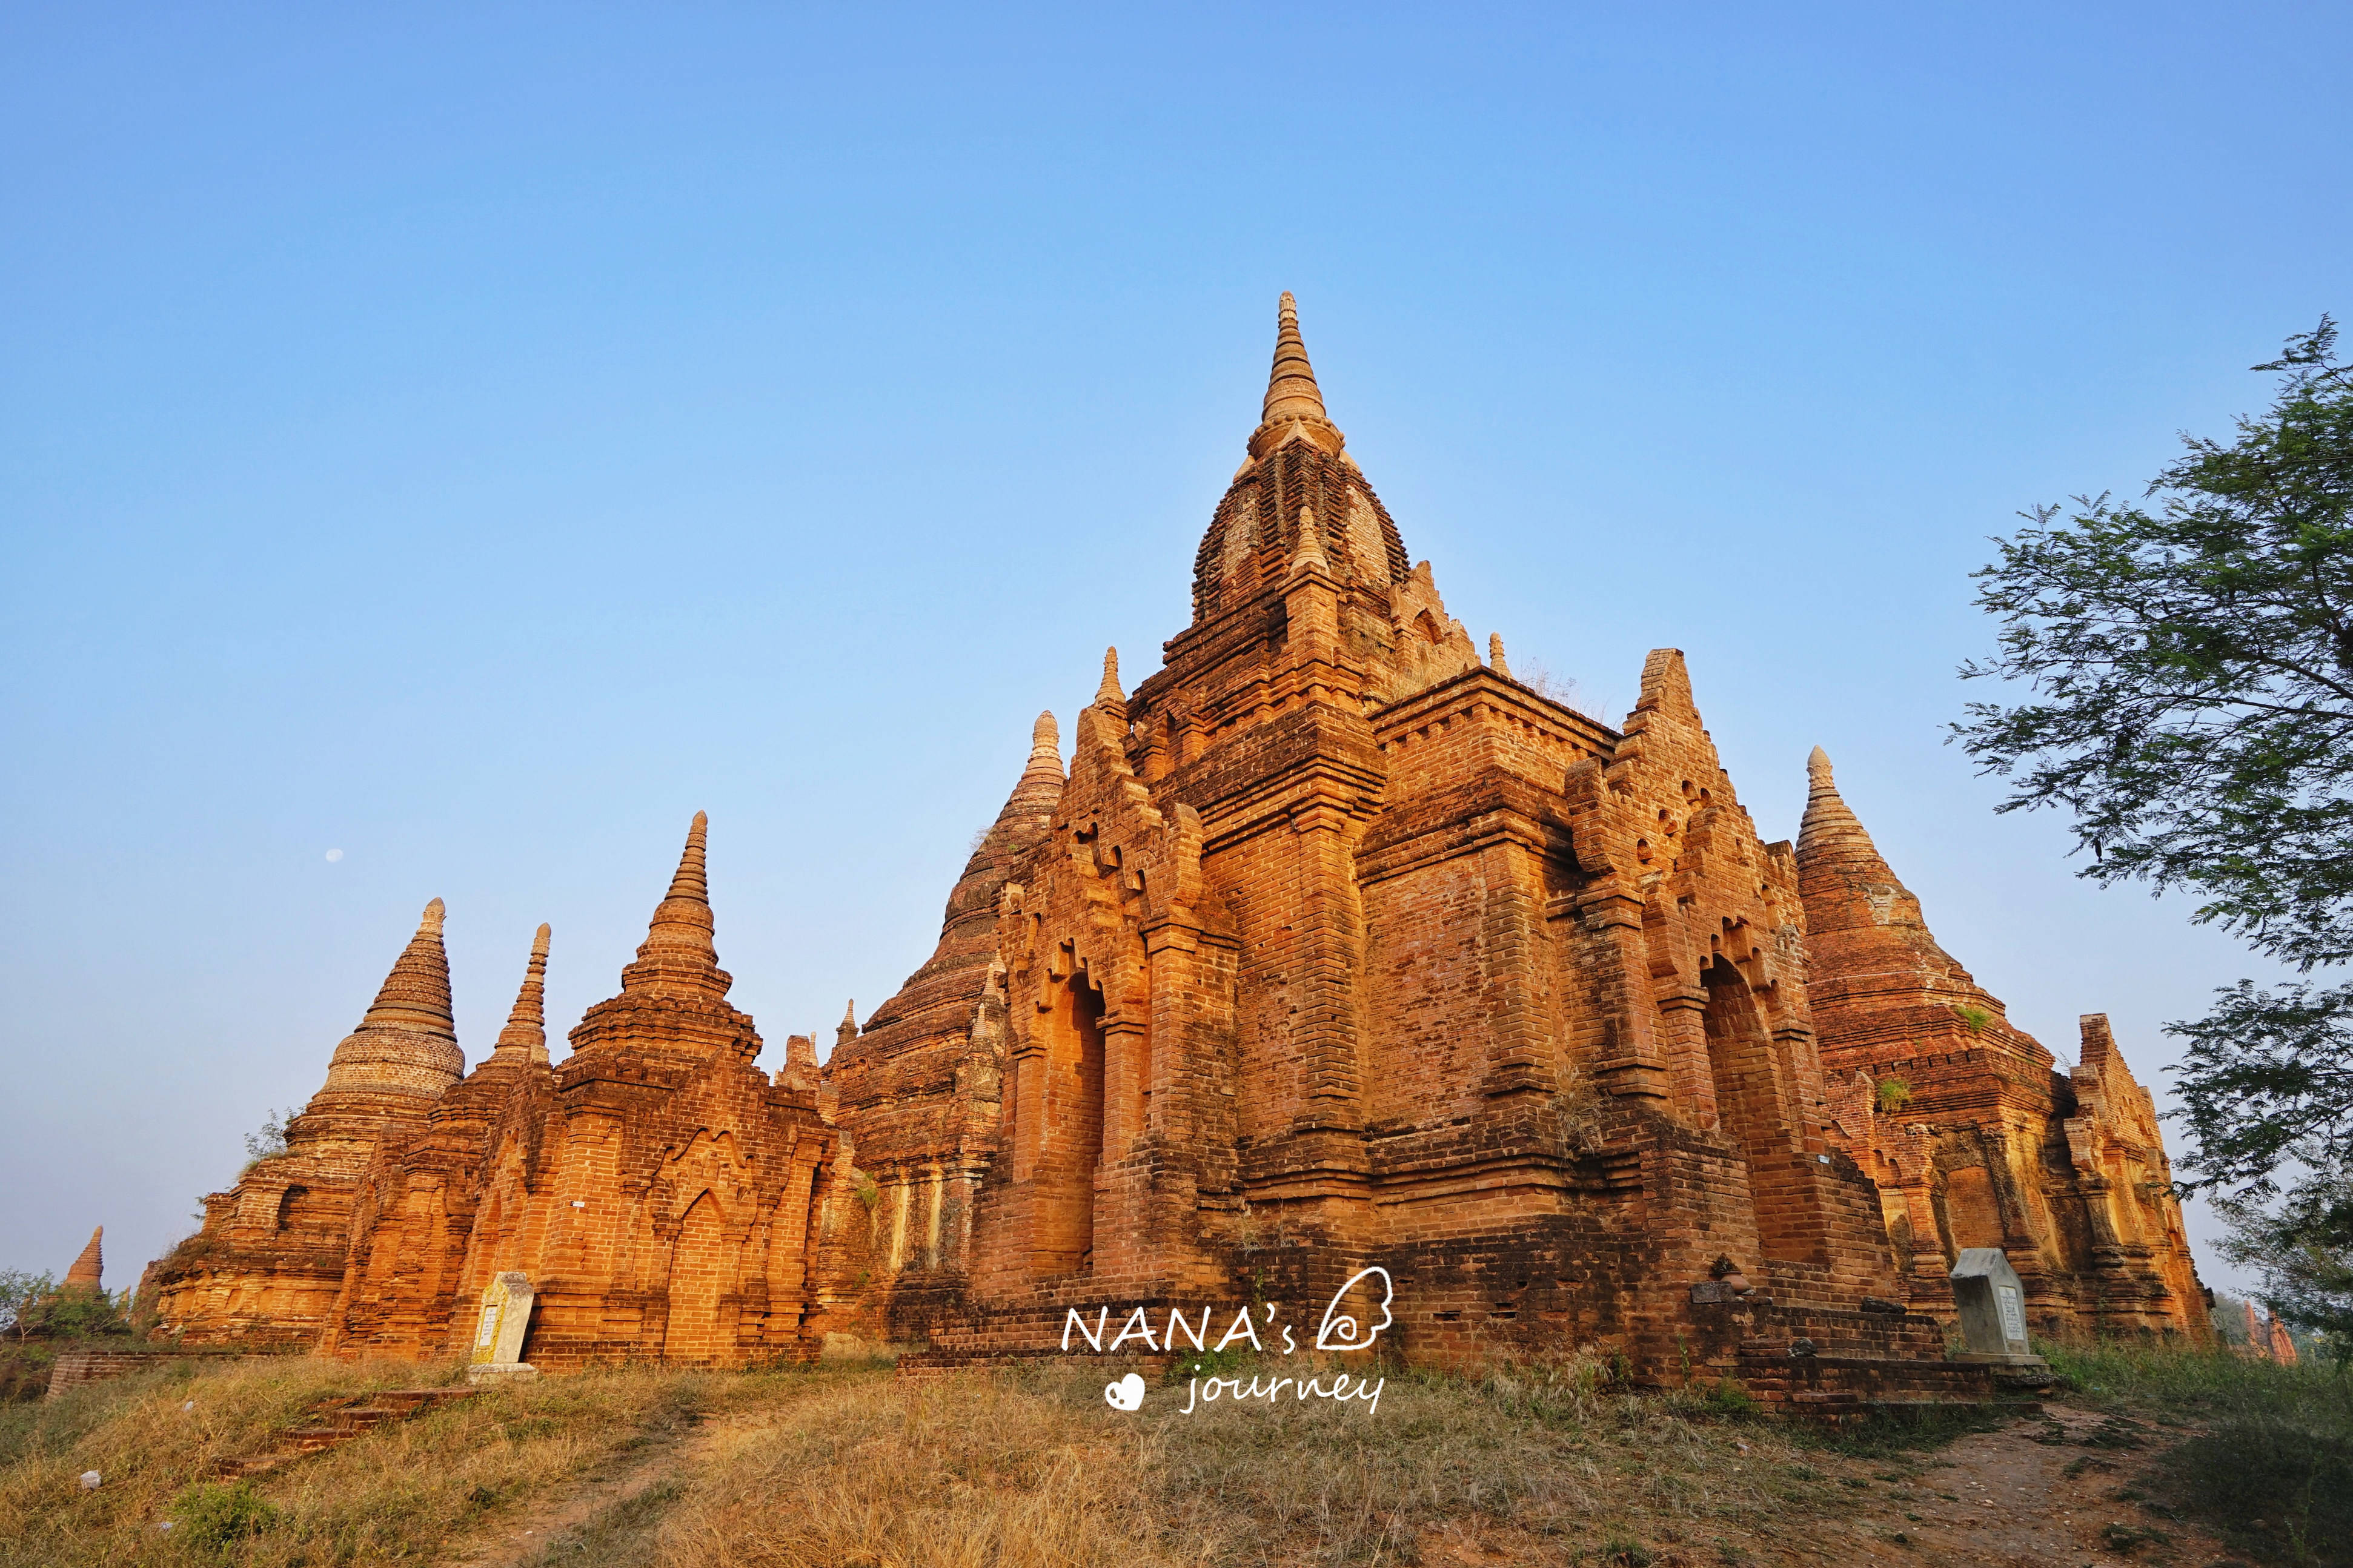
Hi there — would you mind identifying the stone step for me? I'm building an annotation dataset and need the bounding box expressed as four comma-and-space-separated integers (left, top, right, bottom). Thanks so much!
214, 1389, 477, 1478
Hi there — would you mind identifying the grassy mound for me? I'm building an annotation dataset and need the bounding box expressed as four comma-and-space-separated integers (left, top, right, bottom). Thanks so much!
0, 1354, 771, 1567
2048, 1342, 2353, 1567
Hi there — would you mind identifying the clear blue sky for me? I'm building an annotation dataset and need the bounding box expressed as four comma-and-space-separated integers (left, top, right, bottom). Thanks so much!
5, 4, 2347, 1298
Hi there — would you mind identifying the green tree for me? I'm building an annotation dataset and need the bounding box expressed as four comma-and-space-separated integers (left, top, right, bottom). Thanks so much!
1954, 319, 2353, 1310
0, 1269, 130, 1343
0, 1270, 55, 1343
2214, 1163, 2353, 1367
28, 1285, 131, 1341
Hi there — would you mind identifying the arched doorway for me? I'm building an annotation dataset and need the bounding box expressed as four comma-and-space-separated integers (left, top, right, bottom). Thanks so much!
1035, 970, 1106, 1275
663, 1189, 729, 1364
1702, 954, 1828, 1266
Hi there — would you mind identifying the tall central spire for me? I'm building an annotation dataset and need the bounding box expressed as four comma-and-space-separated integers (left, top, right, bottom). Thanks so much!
1248, 292, 1346, 459
1263, 291, 1329, 425
620, 812, 730, 999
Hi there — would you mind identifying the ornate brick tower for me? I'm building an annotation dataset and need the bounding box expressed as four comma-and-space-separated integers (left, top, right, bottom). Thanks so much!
508, 814, 840, 1368
158, 822, 843, 1369
842, 295, 1964, 1390
325, 923, 558, 1358
150, 900, 464, 1346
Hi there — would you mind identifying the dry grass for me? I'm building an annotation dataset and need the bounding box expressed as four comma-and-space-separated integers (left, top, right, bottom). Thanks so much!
645, 1354, 1839, 1567
0, 1351, 1925, 1567
0, 1355, 803, 1567
649, 1370, 1169, 1568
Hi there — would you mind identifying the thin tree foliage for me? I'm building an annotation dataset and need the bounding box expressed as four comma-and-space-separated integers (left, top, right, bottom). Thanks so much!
1956, 319, 2353, 1240
2215, 1162, 2353, 1365
1957, 318, 2353, 970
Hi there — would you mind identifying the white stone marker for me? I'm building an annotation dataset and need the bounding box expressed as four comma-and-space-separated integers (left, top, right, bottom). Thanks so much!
465, 1272, 539, 1383
1948, 1248, 2050, 1383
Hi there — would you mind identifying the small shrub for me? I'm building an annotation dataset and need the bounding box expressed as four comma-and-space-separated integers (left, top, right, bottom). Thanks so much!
1702, 1377, 1758, 1418
1161, 1344, 1258, 1384
174, 1480, 282, 1553
1874, 1076, 1913, 1112
2099, 1520, 2169, 1553
239, 1108, 294, 1172
1951, 1004, 1992, 1034
0, 1346, 54, 1406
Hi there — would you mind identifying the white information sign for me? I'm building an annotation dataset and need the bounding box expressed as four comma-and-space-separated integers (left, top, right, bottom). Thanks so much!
1995, 1283, 2026, 1344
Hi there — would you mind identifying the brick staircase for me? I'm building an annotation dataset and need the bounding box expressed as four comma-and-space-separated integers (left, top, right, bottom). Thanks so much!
216, 1388, 477, 1478
1731, 1304, 2034, 1424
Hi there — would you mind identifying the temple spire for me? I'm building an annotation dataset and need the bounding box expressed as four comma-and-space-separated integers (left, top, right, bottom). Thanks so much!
666, 812, 709, 904
64, 1226, 102, 1290
1020, 711, 1064, 792
622, 812, 728, 997
1263, 292, 1329, 426
1095, 647, 1124, 707
358, 898, 456, 1042
1796, 746, 1997, 1037
1799, 748, 1884, 873
491, 924, 553, 1066
1247, 293, 1346, 459
311, 897, 465, 1110
1488, 633, 1512, 678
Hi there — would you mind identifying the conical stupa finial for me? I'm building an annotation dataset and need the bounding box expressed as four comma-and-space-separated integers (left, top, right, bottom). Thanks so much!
65, 1226, 102, 1290
1488, 633, 1512, 678
837, 999, 859, 1049
1015, 710, 1066, 797
1796, 748, 1928, 942
358, 898, 457, 1040
491, 923, 553, 1065
1264, 292, 1330, 427
1800, 748, 1874, 860
623, 812, 726, 997
1247, 293, 1346, 460
667, 811, 710, 902
1096, 647, 1124, 707
313, 895, 464, 1105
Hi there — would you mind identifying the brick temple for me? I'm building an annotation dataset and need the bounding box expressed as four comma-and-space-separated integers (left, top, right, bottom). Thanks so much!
146, 296, 2211, 1384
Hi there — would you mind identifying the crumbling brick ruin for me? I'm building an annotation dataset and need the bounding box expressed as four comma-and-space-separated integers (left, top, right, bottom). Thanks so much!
1800, 749, 2209, 1342
147, 296, 2209, 1386
63, 1228, 104, 1292
151, 818, 840, 1368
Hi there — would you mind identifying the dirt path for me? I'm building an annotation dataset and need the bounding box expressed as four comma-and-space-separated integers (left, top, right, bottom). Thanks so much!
1765, 1401, 2238, 1567
439, 1411, 765, 1568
